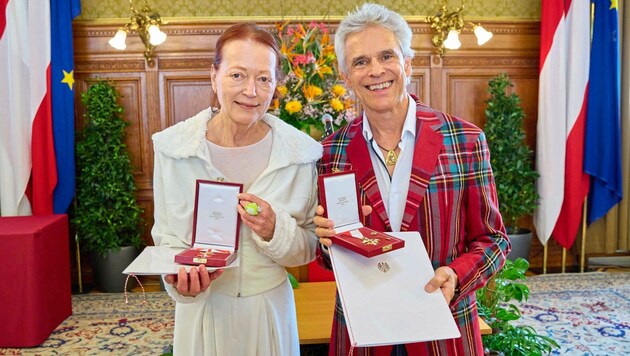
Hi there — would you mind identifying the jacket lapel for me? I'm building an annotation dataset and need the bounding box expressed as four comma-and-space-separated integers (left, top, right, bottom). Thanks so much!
400, 107, 445, 231
346, 123, 392, 231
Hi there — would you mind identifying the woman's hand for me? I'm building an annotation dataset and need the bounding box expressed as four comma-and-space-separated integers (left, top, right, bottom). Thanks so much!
237, 193, 276, 241
313, 204, 372, 247
164, 265, 224, 297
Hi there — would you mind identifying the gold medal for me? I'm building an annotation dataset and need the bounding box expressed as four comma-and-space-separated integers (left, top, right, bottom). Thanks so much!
361, 237, 380, 245
375, 141, 400, 166
385, 149, 397, 165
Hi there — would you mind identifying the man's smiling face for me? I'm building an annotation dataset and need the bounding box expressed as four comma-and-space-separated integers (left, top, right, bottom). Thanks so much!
342, 25, 411, 117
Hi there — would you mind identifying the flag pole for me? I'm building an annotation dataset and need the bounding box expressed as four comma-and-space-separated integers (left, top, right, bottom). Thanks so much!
73, 199, 83, 293
543, 243, 548, 274
561, 248, 566, 273
75, 232, 83, 293
580, 196, 588, 273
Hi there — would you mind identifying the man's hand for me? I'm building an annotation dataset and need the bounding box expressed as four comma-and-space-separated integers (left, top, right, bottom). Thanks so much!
313, 205, 372, 247
164, 265, 224, 297
424, 266, 458, 304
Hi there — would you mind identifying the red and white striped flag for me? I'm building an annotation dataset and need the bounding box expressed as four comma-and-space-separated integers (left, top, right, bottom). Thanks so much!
534, 0, 590, 248
0, 0, 57, 216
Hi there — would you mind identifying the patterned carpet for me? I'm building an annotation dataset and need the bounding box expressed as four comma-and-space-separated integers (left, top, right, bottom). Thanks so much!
1, 272, 628, 355
516, 272, 630, 355
0, 292, 175, 355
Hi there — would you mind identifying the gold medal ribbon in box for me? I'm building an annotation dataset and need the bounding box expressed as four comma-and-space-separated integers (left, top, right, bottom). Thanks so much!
192, 248, 230, 264
344, 229, 382, 246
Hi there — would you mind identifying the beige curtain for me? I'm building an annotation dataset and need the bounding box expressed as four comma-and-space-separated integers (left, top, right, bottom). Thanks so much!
583, 1, 630, 255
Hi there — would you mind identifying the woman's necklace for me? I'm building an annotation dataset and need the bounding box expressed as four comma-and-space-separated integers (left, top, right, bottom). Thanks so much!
375, 142, 399, 166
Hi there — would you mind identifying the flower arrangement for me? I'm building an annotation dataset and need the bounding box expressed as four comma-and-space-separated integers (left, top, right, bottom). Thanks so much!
270, 21, 356, 138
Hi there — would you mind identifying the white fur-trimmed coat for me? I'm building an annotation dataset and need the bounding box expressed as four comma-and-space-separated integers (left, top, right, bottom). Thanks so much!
151, 108, 322, 355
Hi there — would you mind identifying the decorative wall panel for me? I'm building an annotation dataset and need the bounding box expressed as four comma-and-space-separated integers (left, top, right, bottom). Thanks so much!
77, 0, 540, 20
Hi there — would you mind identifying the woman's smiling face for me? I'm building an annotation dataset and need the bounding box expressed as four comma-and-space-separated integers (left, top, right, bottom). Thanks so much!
211, 39, 277, 125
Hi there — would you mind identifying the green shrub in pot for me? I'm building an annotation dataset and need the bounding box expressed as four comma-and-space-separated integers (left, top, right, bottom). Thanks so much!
73, 80, 144, 256
484, 73, 539, 234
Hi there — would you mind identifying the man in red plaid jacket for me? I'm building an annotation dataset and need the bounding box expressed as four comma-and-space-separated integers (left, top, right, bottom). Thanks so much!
313, 4, 510, 356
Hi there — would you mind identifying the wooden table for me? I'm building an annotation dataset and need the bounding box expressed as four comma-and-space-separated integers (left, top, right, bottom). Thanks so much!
293, 281, 491, 345
293, 281, 337, 344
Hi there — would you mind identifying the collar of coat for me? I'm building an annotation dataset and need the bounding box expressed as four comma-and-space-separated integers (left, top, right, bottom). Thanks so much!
152, 107, 323, 165
337, 96, 447, 231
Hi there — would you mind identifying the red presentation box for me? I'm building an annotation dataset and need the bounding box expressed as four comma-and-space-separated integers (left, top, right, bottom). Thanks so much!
175, 247, 236, 267
0, 214, 72, 347
318, 171, 404, 257
174, 180, 242, 267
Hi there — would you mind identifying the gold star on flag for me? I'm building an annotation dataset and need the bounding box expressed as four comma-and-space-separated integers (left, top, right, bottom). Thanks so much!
610, 0, 618, 10
61, 70, 75, 90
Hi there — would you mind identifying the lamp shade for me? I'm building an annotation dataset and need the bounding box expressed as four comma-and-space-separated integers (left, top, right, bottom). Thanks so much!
473, 25, 493, 46
148, 25, 167, 46
443, 29, 461, 50
108, 29, 127, 50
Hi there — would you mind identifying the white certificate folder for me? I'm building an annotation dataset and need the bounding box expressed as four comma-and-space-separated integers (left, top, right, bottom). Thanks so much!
123, 246, 239, 275
330, 231, 461, 347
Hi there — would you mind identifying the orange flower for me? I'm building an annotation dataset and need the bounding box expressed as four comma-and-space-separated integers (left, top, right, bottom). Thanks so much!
285, 100, 302, 114
276, 85, 288, 97
302, 85, 323, 101
330, 98, 344, 112
332, 84, 346, 97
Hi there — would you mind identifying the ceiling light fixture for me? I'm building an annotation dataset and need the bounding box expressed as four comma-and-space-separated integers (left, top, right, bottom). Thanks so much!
426, 0, 493, 56
108, 0, 167, 66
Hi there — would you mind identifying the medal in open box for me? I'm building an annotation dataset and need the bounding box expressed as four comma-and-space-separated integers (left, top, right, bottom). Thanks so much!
318, 171, 404, 257
174, 179, 243, 267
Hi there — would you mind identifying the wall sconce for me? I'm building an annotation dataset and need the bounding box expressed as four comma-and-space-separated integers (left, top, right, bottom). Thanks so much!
426, 0, 493, 56
108, 0, 167, 66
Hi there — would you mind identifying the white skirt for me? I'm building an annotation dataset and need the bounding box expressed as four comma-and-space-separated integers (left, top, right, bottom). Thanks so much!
173, 279, 299, 356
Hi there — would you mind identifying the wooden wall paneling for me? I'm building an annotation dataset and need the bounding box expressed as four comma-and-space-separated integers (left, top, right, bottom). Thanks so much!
158, 70, 213, 128
440, 58, 539, 130
429, 54, 444, 110
409, 56, 432, 103
510, 77, 539, 149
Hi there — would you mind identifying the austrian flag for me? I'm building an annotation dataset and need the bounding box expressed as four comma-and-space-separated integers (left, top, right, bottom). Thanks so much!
0, 0, 80, 217
534, 0, 590, 249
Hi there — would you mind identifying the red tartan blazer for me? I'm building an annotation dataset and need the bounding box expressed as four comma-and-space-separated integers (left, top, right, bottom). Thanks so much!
317, 99, 510, 356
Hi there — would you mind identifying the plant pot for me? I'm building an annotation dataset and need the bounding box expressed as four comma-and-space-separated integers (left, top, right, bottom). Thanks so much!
91, 246, 139, 293
506, 229, 532, 262
484, 350, 504, 356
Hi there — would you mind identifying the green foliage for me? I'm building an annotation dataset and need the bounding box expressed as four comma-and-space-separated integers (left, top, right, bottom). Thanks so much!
288, 272, 300, 288
484, 73, 539, 233
477, 258, 559, 355
73, 80, 144, 256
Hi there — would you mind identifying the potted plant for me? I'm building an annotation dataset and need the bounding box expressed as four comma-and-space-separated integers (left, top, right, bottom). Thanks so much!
476, 258, 559, 355
73, 80, 144, 292
484, 73, 539, 261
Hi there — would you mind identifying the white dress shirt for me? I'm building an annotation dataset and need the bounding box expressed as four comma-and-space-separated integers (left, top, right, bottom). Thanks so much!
362, 95, 417, 232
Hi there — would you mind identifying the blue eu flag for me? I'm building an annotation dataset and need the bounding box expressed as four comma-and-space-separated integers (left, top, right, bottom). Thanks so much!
584, 0, 622, 224
51, 0, 81, 213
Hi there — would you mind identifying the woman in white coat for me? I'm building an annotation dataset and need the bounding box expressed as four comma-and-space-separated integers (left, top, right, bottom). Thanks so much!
151, 23, 322, 355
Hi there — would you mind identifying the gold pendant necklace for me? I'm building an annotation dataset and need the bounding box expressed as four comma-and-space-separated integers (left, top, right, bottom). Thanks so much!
376, 143, 399, 165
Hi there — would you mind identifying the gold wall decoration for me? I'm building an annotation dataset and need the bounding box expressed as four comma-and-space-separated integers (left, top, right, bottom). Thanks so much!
77, 0, 540, 20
